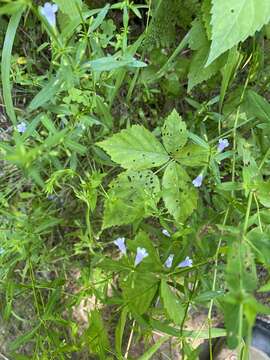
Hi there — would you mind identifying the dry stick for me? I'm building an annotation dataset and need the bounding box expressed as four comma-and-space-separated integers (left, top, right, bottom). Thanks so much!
124, 320, 136, 358
0, 354, 10, 360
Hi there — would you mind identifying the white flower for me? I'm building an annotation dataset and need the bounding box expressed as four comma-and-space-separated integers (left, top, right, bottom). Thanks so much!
114, 237, 126, 255
162, 229, 170, 237
178, 256, 193, 268
192, 174, 203, 188
134, 247, 149, 266
41, 2, 58, 27
217, 138, 229, 152
16, 121, 27, 133
164, 254, 174, 268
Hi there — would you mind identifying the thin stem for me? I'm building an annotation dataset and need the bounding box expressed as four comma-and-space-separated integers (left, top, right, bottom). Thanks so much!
124, 320, 135, 358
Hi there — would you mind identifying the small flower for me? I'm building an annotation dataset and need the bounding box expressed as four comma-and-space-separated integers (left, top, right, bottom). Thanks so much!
178, 256, 193, 268
217, 138, 229, 152
114, 237, 126, 255
162, 229, 170, 237
41, 2, 58, 27
134, 247, 149, 266
192, 174, 203, 188
164, 254, 174, 268
0, 248, 4, 255
16, 121, 27, 133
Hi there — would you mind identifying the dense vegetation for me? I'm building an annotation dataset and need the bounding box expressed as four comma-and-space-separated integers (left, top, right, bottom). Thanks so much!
1, 0, 270, 359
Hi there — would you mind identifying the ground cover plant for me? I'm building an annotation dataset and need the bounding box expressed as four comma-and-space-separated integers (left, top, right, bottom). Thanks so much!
1, 0, 270, 359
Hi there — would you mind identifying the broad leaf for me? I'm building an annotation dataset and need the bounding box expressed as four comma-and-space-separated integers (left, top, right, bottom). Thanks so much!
160, 279, 184, 325
102, 170, 160, 229
207, 0, 270, 65
98, 125, 169, 170
162, 109, 187, 155
243, 90, 270, 123
257, 181, 270, 207
121, 272, 158, 315
162, 162, 198, 222
175, 143, 210, 167
54, 0, 82, 19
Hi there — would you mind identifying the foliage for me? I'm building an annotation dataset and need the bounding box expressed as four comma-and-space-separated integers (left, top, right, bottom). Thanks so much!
1, 0, 270, 359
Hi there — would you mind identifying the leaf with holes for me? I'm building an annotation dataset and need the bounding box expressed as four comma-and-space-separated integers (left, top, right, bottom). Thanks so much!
175, 143, 210, 167
162, 162, 198, 222
102, 170, 160, 229
160, 279, 184, 325
207, 0, 270, 66
97, 125, 169, 170
162, 109, 187, 155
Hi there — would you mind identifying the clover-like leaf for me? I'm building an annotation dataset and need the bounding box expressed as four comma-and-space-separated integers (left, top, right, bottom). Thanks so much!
97, 125, 169, 170
162, 109, 187, 155
102, 170, 160, 229
162, 162, 198, 222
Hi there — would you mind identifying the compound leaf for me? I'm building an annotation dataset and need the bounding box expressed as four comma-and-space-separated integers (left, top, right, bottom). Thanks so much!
97, 125, 169, 170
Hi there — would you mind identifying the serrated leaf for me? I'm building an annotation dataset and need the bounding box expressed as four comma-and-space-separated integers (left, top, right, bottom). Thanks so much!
160, 279, 184, 325
162, 109, 187, 155
162, 162, 198, 222
207, 0, 270, 65
98, 125, 169, 170
175, 143, 210, 167
102, 170, 160, 229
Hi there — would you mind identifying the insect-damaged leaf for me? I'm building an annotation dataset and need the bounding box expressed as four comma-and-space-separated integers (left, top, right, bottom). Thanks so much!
162, 162, 198, 222
97, 125, 169, 170
162, 109, 187, 155
175, 143, 210, 167
102, 170, 160, 229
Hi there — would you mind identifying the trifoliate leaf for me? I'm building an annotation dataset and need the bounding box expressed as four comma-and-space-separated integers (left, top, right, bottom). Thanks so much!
162, 162, 198, 222
160, 279, 184, 325
162, 109, 187, 155
175, 143, 210, 167
97, 125, 169, 170
207, 0, 270, 66
102, 170, 160, 229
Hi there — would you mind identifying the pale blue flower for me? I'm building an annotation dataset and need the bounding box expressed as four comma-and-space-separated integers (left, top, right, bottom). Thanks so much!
0, 248, 4, 255
164, 254, 174, 268
114, 237, 126, 255
192, 174, 203, 188
134, 247, 149, 266
162, 229, 170, 237
217, 138, 229, 152
16, 121, 27, 133
178, 256, 193, 268
41, 2, 58, 27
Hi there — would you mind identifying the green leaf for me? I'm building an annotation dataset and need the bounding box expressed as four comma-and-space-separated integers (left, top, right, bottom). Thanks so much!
121, 272, 158, 315
97, 125, 169, 170
54, 0, 82, 19
138, 336, 170, 360
188, 20, 226, 91
115, 307, 128, 358
102, 170, 160, 229
28, 76, 62, 111
175, 143, 210, 167
207, 0, 270, 65
1, 8, 25, 125
162, 162, 198, 222
162, 109, 187, 155
244, 90, 270, 123
257, 181, 270, 207
160, 279, 184, 326
85, 310, 110, 359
